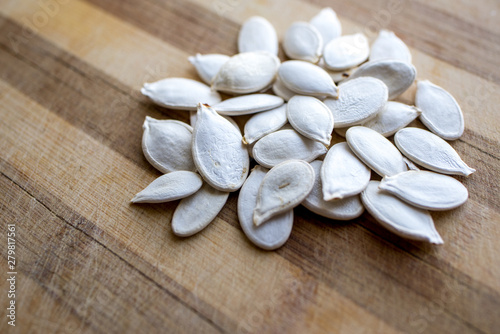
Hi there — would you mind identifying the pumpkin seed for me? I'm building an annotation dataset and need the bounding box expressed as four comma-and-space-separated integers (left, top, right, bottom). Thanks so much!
309, 7, 342, 45
321, 142, 371, 200
303, 160, 364, 220
361, 101, 421, 137
252, 129, 328, 168
238, 166, 294, 250
394, 127, 475, 176
361, 181, 443, 244
323, 77, 388, 127
287, 95, 334, 146
188, 53, 230, 85
131, 171, 203, 203
243, 104, 288, 145
141, 78, 221, 110
254, 160, 314, 226
238, 16, 278, 56
272, 77, 297, 101
142, 117, 196, 173
278, 60, 339, 98
283, 21, 323, 63
347, 59, 416, 100
171, 182, 229, 237
213, 94, 284, 116
416, 80, 464, 140
192, 104, 249, 191
346, 126, 408, 177
323, 33, 370, 71
370, 30, 412, 63
212, 51, 280, 94
379, 171, 469, 211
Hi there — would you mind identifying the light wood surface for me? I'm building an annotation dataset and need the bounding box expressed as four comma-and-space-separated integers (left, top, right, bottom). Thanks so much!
0, 0, 499, 333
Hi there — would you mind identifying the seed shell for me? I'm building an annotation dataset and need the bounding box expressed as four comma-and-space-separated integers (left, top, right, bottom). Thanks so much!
379, 171, 469, 211
243, 104, 288, 145
238, 16, 278, 55
346, 126, 408, 177
188, 53, 230, 85
323, 33, 370, 71
192, 104, 249, 191
370, 30, 412, 63
272, 77, 297, 101
394, 127, 475, 176
238, 166, 294, 250
361, 181, 443, 244
213, 94, 284, 116
309, 7, 342, 45
361, 101, 421, 137
283, 21, 323, 63
254, 160, 315, 226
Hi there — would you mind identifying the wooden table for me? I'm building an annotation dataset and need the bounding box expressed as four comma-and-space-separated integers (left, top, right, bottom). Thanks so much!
0, 0, 499, 333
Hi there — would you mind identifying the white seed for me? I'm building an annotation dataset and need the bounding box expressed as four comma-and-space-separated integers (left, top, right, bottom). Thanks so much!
416, 80, 464, 140
333, 126, 349, 138
379, 171, 469, 211
212, 51, 280, 94
243, 104, 287, 145
370, 30, 412, 63
213, 94, 284, 116
188, 53, 230, 85
238, 166, 294, 250
252, 129, 328, 168
171, 183, 229, 237
283, 22, 323, 63
347, 59, 417, 100
192, 104, 249, 191
286, 95, 334, 146
361, 181, 443, 244
190, 110, 240, 133
141, 78, 221, 110
131, 171, 202, 203
323, 33, 370, 71
361, 101, 421, 137
238, 16, 278, 56
303, 160, 364, 220
309, 7, 342, 45
272, 77, 297, 101
394, 127, 475, 176
321, 142, 371, 200
142, 117, 196, 173
254, 160, 314, 226
278, 60, 339, 98
326, 67, 356, 84
346, 126, 408, 177
323, 77, 388, 127
403, 157, 420, 171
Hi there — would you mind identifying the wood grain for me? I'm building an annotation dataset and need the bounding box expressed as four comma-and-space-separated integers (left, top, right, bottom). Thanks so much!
0, 0, 499, 333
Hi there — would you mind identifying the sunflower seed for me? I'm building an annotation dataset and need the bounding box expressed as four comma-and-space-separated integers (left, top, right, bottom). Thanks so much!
252, 129, 328, 168
142, 117, 196, 173
212, 51, 280, 94
323, 77, 388, 127
188, 53, 230, 85
238, 16, 278, 55
254, 160, 314, 226
370, 30, 412, 63
213, 94, 284, 116
283, 21, 323, 63
323, 33, 370, 71
361, 181, 443, 244
238, 166, 294, 250
394, 127, 475, 176
346, 126, 408, 177
192, 103, 249, 191
286, 95, 334, 146
303, 160, 364, 220
379, 171, 469, 211
321, 142, 371, 200
361, 101, 421, 137
141, 78, 221, 110
171, 182, 229, 237
416, 80, 464, 140
347, 59, 416, 100
131, 171, 203, 203
309, 7, 342, 45
278, 60, 339, 98
243, 104, 288, 145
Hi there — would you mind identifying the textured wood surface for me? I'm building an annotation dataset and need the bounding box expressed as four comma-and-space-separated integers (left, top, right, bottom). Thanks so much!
0, 0, 499, 333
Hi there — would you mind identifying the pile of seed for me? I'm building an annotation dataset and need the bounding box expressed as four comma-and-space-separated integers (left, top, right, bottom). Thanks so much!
133, 8, 475, 250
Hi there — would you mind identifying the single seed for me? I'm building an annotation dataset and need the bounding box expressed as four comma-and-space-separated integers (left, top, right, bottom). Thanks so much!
361, 101, 421, 137
238, 16, 278, 55
309, 7, 342, 45
283, 21, 323, 63
243, 104, 288, 145
370, 30, 412, 63
323, 33, 370, 71
188, 53, 230, 85
213, 94, 284, 116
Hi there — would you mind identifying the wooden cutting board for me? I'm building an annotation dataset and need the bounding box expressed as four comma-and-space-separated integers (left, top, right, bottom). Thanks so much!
0, 0, 499, 333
